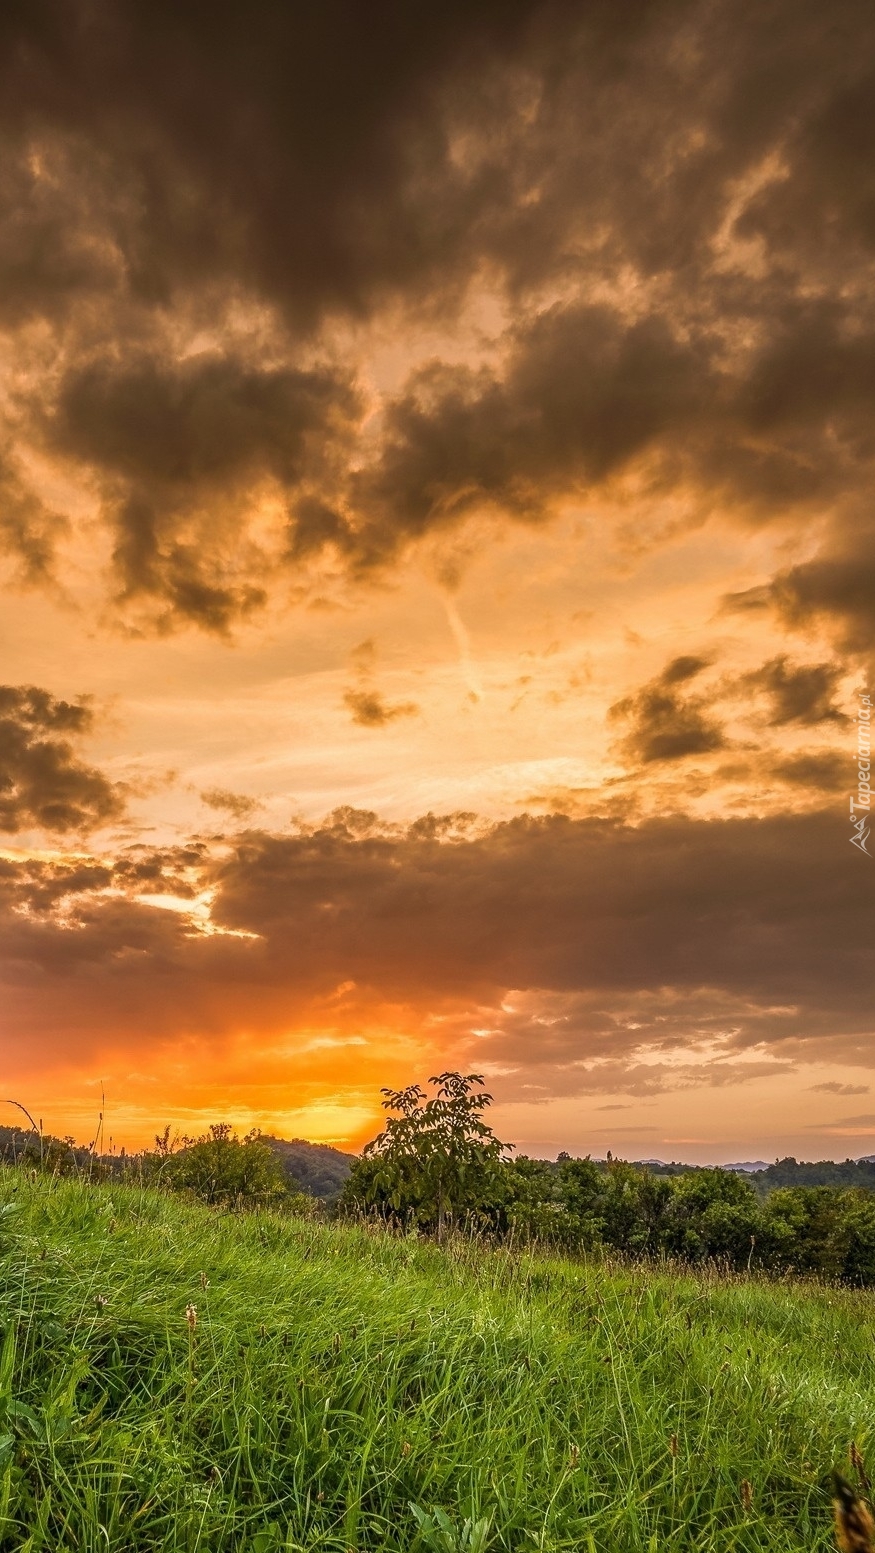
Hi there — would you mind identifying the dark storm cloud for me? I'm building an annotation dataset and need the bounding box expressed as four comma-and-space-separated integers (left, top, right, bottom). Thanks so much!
43, 351, 362, 631
349, 294, 875, 586
178, 806, 875, 1085
767, 750, 848, 792
736, 522, 875, 658
0, 0, 566, 331
608, 655, 725, 765
1, 806, 871, 1085
741, 656, 847, 727
0, 131, 123, 328
110, 844, 207, 897
0, 684, 124, 833
2, 0, 875, 631
355, 307, 709, 544
0, 449, 65, 583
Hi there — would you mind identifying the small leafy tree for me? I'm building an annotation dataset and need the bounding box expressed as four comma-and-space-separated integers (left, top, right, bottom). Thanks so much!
343, 1073, 512, 1237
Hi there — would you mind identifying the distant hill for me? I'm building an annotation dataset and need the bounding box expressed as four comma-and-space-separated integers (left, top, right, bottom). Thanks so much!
261, 1136, 356, 1199
638, 1155, 875, 1193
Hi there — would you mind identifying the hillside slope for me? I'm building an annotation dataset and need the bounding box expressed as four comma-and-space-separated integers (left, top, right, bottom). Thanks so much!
261, 1134, 355, 1198
0, 1171, 872, 1550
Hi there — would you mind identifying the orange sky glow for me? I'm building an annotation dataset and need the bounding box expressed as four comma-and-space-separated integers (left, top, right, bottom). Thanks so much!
1, 0, 873, 1164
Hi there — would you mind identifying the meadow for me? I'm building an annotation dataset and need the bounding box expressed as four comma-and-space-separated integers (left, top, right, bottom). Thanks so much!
0, 1169, 873, 1552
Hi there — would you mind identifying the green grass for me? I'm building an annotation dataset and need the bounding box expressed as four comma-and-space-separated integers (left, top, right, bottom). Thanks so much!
0, 1171, 873, 1551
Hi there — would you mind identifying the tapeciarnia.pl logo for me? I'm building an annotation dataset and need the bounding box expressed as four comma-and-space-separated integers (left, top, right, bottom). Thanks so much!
850, 685, 871, 855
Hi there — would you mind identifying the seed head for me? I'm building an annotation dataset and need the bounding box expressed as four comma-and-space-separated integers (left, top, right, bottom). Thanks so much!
569, 1443, 580, 1469
669, 1433, 679, 1458
401, 1442, 411, 1457
95, 1294, 109, 1310
834, 1471, 875, 1553
186, 1303, 198, 1332
740, 1479, 753, 1513
199, 1271, 209, 1290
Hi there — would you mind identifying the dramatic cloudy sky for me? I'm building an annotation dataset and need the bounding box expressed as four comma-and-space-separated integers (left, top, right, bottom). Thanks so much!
1, 0, 873, 1160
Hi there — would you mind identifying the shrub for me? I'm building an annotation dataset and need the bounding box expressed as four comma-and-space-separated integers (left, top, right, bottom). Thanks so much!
161, 1124, 292, 1207
341, 1073, 511, 1236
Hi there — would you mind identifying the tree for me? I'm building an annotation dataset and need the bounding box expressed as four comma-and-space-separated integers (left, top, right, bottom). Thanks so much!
662, 1168, 759, 1262
760, 1186, 849, 1278
342, 1073, 512, 1237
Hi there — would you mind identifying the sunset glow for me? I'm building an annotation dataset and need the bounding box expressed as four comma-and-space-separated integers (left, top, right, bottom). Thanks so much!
1, 0, 873, 1162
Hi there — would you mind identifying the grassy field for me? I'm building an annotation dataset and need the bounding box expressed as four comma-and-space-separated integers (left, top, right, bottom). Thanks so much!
0, 1171, 873, 1551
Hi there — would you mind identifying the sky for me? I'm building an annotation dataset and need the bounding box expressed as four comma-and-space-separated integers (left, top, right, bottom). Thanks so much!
1, 0, 873, 1163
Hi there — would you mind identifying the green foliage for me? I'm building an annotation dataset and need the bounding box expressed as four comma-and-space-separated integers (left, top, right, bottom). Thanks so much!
410, 1503, 492, 1553
504, 1156, 576, 1244
160, 1123, 293, 1206
342, 1075, 875, 1281
662, 1168, 760, 1262
760, 1186, 875, 1281
342, 1073, 511, 1235
0, 1168, 870, 1551
750, 1156, 875, 1192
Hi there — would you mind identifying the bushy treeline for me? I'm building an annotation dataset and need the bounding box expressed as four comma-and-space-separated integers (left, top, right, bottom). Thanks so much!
746, 1155, 875, 1193
7, 1084, 875, 1284
646, 1156, 875, 1195
347, 1145, 875, 1283
0, 1119, 357, 1203
504, 1156, 875, 1282
0, 1121, 308, 1208
341, 1076, 875, 1285
0, 1125, 95, 1175
257, 1135, 354, 1197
